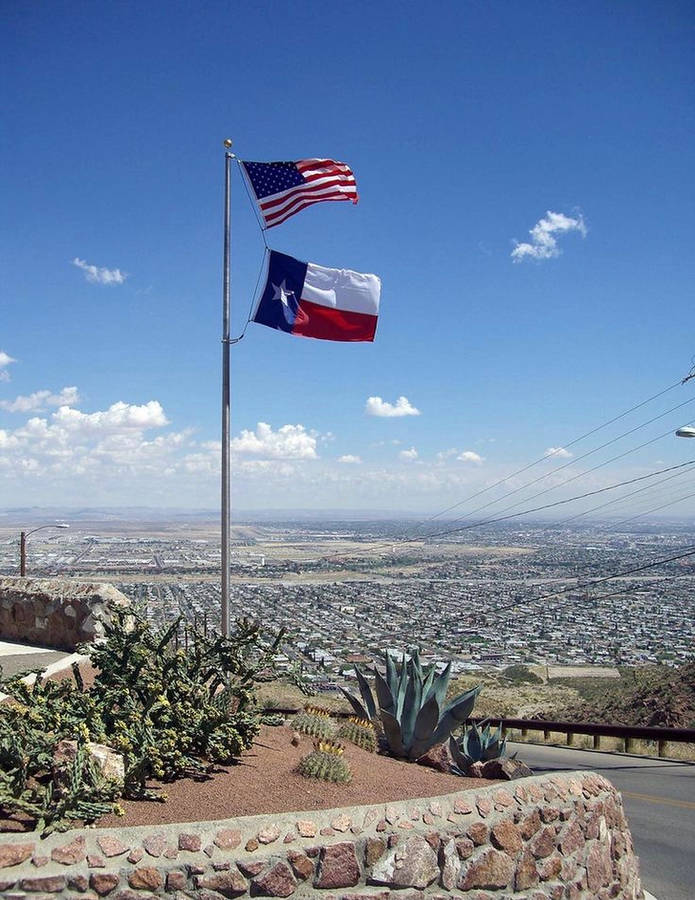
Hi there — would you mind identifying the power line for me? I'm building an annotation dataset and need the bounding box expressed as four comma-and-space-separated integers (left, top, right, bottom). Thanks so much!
424, 459, 695, 539
425, 378, 684, 523
606, 486, 695, 531
541, 463, 695, 530
436, 395, 695, 531
469, 544, 695, 621
294, 374, 695, 567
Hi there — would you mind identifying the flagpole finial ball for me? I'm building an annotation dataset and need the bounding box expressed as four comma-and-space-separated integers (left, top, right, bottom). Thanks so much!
223, 139, 233, 149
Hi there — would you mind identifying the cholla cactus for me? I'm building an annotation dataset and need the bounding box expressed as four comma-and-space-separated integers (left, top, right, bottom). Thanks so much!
291, 705, 335, 739
297, 740, 352, 783
338, 716, 377, 752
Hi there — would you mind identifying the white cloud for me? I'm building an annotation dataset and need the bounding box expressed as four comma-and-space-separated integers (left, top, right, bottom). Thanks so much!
338, 454, 362, 464
458, 450, 484, 464
0, 386, 80, 413
0, 351, 16, 382
231, 422, 318, 460
546, 446, 573, 459
51, 400, 168, 434
365, 395, 420, 417
73, 257, 127, 285
511, 211, 586, 262
399, 447, 419, 461
436, 448, 459, 461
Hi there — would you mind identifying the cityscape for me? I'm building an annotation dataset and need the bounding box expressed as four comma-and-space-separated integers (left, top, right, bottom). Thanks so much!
1, 512, 693, 688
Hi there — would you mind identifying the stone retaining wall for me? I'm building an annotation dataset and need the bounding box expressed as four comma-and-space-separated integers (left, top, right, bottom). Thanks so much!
0, 578, 130, 650
0, 770, 643, 899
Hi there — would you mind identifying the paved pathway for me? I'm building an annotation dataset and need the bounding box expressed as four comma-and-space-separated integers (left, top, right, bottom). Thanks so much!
510, 741, 695, 900
0, 638, 71, 678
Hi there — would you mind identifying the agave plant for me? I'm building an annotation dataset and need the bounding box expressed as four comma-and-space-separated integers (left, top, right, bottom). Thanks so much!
449, 719, 513, 773
340, 649, 481, 761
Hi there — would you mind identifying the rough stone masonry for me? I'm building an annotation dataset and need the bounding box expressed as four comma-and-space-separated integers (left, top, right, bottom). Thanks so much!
0, 577, 130, 650
0, 770, 643, 899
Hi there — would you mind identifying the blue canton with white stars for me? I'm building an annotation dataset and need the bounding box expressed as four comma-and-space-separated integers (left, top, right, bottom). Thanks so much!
244, 161, 305, 199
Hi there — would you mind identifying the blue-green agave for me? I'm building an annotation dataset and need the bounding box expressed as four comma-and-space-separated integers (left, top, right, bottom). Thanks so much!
340, 649, 481, 761
449, 720, 513, 773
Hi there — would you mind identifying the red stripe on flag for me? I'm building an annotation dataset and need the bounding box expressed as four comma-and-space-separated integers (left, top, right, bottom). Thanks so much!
265, 193, 357, 228
260, 178, 354, 212
296, 159, 352, 173
291, 299, 377, 342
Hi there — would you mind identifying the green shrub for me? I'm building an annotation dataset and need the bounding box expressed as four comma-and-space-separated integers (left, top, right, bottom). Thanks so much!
0, 609, 285, 833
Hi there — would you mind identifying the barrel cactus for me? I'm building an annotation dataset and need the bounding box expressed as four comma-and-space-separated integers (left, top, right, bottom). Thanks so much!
338, 716, 377, 752
291, 705, 335, 739
297, 739, 352, 783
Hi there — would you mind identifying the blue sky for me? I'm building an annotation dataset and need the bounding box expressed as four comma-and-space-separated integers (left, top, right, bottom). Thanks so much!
2, 0, 695, 514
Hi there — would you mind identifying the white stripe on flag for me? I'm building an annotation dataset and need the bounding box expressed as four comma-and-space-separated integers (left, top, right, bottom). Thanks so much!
303, 262, 381, 316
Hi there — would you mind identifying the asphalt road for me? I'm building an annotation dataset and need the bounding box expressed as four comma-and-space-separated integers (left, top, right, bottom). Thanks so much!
509, 741, 695, 900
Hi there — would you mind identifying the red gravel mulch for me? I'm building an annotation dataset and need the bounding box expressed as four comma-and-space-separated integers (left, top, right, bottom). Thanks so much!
97, 725, 482, 829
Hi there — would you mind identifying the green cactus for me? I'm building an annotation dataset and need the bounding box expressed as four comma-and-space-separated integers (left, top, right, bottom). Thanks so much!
449, 720, 515, 773
340, 648, 481, 761
297, 740, 352, 783
0, 607, 288, 833
291, 705, 336, 739
338, 716, 377, 752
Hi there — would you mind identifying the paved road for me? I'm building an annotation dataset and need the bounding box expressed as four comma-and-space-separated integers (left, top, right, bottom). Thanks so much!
509, 741, 695, 900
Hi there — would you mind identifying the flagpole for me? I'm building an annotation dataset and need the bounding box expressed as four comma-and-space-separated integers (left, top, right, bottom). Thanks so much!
221, 138, 234, 637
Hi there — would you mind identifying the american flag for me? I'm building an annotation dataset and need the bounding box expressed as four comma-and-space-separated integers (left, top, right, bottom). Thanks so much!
240, 158, 358, 229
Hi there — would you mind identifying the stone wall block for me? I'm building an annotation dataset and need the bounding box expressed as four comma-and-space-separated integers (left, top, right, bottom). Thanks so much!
558, 821, 584, 857
315, 842, 361, 889
19, 874, 67, 892
529, 825, 556, 859
127, 866, 163, 891
67, 873, 89, 892
51, 836, 86, 866
438, 839, 460, 891
457, 848, 515, 891
466, 823, 489, 847
514, 849, 539, 891
364, 838, 386, 868
368, 836, 438, 890
586, 840, 613, 894
196, 869, 248, 896
286, 851, 313, 881
90, 873, 120, 895
0, 843, 35, 868
252, 861, 297, 897
490, 821, 522, 855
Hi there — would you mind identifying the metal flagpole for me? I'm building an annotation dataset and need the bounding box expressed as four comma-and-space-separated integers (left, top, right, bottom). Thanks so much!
221, 138, 234, 637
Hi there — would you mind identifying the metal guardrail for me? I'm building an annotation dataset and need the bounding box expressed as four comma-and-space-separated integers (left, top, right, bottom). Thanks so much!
467, 716, 695, 757
266, 707, 695, 758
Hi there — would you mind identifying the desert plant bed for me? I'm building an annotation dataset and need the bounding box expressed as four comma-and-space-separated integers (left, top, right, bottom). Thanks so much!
91, 723, 482, 829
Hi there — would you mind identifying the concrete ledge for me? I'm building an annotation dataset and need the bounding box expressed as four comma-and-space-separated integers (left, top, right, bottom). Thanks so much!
0, 770, 644, 898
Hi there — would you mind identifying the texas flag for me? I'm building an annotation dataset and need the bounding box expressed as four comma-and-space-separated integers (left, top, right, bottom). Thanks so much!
252, 250, 380, 343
